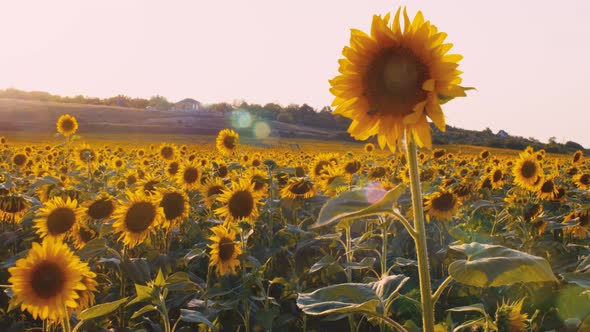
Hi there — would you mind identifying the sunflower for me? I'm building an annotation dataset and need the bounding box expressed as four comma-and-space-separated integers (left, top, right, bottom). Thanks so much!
8, 238, 95, 322
330, 7, 466, 151
208, 225, 242, 276
177, 161, 201, 190
512, 153, 543, 191
34, 197, 86, 240
574, 173, 590, 190
11, 151, 28, 169
215, 178, 263, 224
563, 210, 590, 239
537, 177, 559, 200
342, 160, 362, 176
311, 153, 337, 180
159, 187, 189, 228
75, 143, 98, 169
112, 192, 165, 248
0, 194, 31, 223
111, 157, 126, 170
166, 160, 181, 177
56, 114, 78, 137
216, 128, 239, 155
572, 150, 584, 164
319, 165, 348, 196
72, 222, 98, 249
495, 298, 528, 332
138, 174, 162, 196
159, 144, 177, 161
86, 194, 116, 220
364, 143, 375, 153
199, 178, 227, 208
424, 189, 460, 221
245, 168, 269, 194
489, 167, 506, 189
280, 177, 316, 199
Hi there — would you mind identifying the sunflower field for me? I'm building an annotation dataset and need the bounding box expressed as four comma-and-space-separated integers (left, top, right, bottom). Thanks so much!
2, 6, 590, 332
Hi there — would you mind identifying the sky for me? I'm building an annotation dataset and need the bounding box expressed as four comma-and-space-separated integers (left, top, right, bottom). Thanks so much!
1, 1, 589, 147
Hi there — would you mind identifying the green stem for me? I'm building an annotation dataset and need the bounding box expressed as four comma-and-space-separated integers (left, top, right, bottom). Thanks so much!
358, 310, 409, 332
432, 276, 453, 304
405, 130, 435, 332
160, 294, 171, 332
62, 306, 72, 332
381, 218, 389, 279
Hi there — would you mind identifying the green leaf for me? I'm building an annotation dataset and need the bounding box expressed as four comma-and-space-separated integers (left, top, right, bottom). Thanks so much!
76, 238, 108, 261
343, 257, 376, 270
311, 184, 406, 229
309, 255, 336, 273
131, 304, 158, 319
562, 272, 590, 289
448, 242, 557, 288
128, 284, 155, 306
297, 283, 379, 316
154, 269, 166, 287
78, 297, 129, 321
370, 275, 410, 306
180, 309, 217, 331
447, 303, 487, 316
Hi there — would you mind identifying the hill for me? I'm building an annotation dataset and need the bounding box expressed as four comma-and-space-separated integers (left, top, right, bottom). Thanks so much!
0, 97, 586, 155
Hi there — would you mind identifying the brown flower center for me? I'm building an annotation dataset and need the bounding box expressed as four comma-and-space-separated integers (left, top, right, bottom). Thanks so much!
228, 190, 254, 219
87, 199, 115, 220
183, 167, 199, 185
364, 47, 428, 116
160, 146, 174, 159
218, 237, 235, 261
289, 180, 313, 195
431, 193, 456, 212
124, 202, 156, 233
160, 192, 185, 221
223, 135, 237, 150
520, 160, 537, 179
60, 119, 75, 132
47, 207, 76, 235
13, 154, 27, 167
207, 185, 224, 197
31, 261, 65, 299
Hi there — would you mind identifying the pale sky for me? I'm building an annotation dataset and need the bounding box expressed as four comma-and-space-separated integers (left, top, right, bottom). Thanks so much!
1, 1, 589, 147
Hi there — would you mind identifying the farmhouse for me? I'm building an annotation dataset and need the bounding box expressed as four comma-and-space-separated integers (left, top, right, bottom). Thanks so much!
170, 98, 202, 112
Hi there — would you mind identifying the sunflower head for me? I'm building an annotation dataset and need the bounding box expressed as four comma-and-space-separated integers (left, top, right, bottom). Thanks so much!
159, 188, 189, 228
0, 194, 31, 223
574, 173, 590, 190
214, 178, 263, 224
34, 196, 86, 240
512, 153, 543, 191
424, 189, 460, 221
572, 150, 584, 164
495, 298, 528, 332
216, 129, 239, 155
8, 238, 96, 322
112, 192, 165, 248
208, 225, 242, 276
86, 194, 116, 220
159, 144, 177, 161
330, 7, 467, 152
199, 178, 227, 208
56, 114, 78, 137
280, 177, 316, 199
177, 161, 201, 190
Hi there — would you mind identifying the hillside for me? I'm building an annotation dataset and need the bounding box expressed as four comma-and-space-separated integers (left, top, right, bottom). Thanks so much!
0, 97, 587, 154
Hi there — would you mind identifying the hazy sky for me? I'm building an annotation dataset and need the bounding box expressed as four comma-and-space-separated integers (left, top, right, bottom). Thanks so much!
2, 1, 589, 146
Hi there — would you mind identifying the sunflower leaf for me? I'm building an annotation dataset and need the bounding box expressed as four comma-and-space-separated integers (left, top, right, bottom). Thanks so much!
297, 283, 380, 316
311, 184, 406, 229
79, 297, 129, 321
447, 242, 557, 288
180, 309, 217, 331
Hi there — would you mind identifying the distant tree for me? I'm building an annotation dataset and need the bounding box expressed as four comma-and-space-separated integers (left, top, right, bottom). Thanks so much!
149, 95, 172, 110
565, 141, 585, 150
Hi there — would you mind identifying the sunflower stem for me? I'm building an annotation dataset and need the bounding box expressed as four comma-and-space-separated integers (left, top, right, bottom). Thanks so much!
405, 130, 436, 332
62, 307, 72, 332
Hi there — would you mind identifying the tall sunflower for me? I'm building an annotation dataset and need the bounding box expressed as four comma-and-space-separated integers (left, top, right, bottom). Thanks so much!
216, 128, 239, 155
330, 7, 467, 151
208, 225, 242, 276
215, 178, 263, 224
34, 197, 86, 240
112, 192, 165, 248
512, 153, 543, 191
56, 114, 78, 137
8, 238, 96, 322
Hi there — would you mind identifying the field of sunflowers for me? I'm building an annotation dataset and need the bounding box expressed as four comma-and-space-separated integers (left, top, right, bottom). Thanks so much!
2, 6, 590, 332
1, 120, 590, 331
